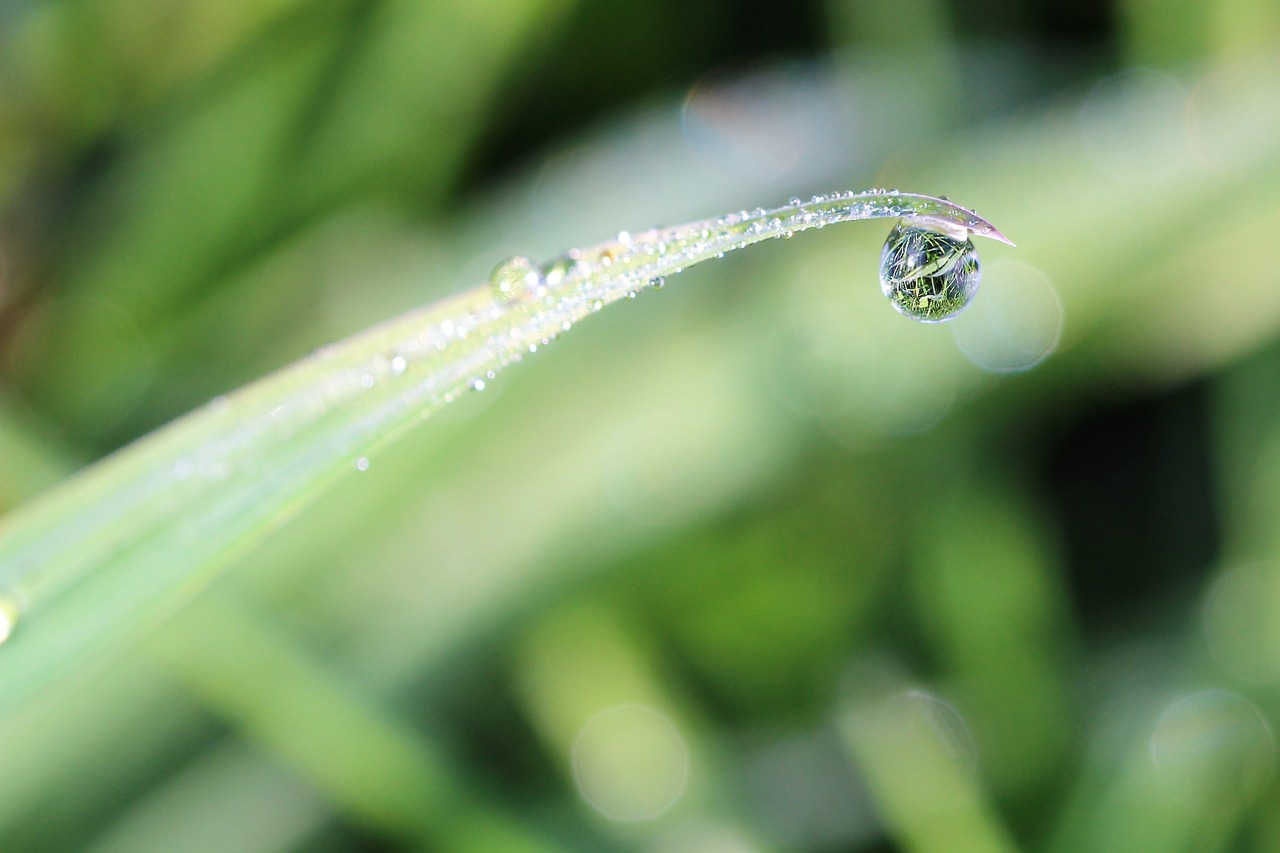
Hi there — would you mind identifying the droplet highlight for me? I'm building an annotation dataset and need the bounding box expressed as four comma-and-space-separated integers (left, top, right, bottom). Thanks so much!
489, 256, 541, 301
879, 221, 980, 323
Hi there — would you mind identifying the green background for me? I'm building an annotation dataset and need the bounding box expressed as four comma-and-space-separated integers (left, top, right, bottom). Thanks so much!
2, 0, 1280, 850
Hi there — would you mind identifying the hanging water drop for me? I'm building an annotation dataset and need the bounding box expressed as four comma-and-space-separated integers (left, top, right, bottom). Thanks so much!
489, 256, 541, 300
879, 220, 980, 323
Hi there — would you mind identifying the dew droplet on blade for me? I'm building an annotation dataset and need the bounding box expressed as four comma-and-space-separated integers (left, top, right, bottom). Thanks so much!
489, 256, 541, 301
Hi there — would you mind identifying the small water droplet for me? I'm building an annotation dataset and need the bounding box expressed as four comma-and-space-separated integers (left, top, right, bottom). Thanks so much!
354, 456, 370, 472
490, 256, 541, 301
390, 356, 407, 375
541, 256, 573, 288
471, 378, 486, 392
648, 277, 665, 288
788, 196, 802, 206
879, 220, 980, 323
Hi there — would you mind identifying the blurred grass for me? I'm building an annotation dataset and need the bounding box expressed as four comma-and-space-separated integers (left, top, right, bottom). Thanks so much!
2, 0, 1280, 851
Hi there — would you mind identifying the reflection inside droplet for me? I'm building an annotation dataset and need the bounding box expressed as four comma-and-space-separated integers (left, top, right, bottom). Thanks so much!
879, 221, 980, 323
572, 703, 689, 821
1150, 689, 1275, 812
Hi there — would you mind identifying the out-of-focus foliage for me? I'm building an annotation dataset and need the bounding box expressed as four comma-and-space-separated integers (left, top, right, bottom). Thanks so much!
1, 0, 1279, 850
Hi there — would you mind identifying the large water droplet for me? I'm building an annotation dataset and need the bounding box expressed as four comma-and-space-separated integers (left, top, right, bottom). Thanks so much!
489, 256, 541, 301
879, 221, 980, 323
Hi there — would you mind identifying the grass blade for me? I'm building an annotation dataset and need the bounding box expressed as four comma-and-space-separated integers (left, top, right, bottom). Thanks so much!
0, 190, 1008, 712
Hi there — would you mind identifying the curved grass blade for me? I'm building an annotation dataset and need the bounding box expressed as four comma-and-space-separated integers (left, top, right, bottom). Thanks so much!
0, 190, 1010, 711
